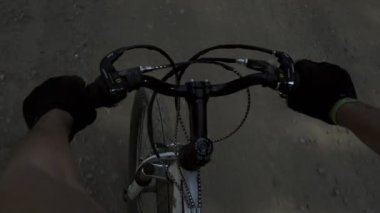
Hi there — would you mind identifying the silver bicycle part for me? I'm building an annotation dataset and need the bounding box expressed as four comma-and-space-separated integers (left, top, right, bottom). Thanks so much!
168, 162, 202, 213
128, 88, 203, 212
127, 152, 176, 201
127, 152, 202, 213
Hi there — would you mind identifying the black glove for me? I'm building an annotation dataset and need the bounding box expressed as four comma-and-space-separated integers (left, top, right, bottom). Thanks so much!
85, 76, 127, 108
23, 76, 97, 139
287, 60, 357, 124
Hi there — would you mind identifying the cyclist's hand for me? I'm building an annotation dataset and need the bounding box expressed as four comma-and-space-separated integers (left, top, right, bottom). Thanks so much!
287, 59, 357, 124
23, 76, 96, 138
85, 76, 127, 108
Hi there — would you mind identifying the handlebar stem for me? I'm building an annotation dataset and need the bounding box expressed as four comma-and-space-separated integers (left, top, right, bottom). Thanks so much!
186, 81, 209, 139
178, 81, 214, 171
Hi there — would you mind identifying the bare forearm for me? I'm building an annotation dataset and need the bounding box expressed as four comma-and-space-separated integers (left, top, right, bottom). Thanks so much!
11, 110, 80, 181
1, 75, 106, 213
336, 102, 380, 155
0, 109, 105, 213
1, 109, 83, 190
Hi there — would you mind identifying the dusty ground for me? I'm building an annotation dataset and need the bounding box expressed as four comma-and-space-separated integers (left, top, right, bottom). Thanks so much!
1, 0, 380, 212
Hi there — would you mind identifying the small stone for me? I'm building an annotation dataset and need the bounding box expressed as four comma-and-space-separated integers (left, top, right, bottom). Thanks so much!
298, 203, 310, 211
31, 70, 37, 76
309, 138, 317, 144
104, 108, 111, 114
299, 137, 306, 144
0, 73, 5, 81
179, 8, 185, 14
332, 187, 341, 197
343, 197, 348, 205
82, 41, 88, 48
146, 23, 154, 29
334, 176, 339, 184
85, 173, 94, 180
343, 47, 349, 53
317, 167, 326, 175
336, 139, 342, 145
20, 12, 25, 19
74, 53, 79, 59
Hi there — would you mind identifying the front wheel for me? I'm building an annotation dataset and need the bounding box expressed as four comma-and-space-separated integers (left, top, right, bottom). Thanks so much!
126, 88, 175, 213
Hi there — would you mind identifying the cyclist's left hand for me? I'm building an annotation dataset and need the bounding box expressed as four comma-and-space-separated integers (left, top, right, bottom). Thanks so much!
23, 75, 97, 138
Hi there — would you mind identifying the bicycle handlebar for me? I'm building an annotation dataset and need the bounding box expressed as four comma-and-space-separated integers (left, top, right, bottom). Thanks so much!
117, 70, 276, 98
87, 44, 296, 170
96, 45, 295, 99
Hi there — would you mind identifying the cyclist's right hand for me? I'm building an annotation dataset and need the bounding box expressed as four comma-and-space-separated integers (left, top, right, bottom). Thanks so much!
287, 59, 357, 124
85, 76, 127, 108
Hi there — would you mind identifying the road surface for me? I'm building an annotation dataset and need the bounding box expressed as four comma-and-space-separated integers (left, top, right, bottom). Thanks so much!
0, 0, 379, 212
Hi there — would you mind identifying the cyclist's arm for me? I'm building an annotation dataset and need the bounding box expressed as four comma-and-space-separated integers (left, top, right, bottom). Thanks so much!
0, 109, 104, 213
0, 75, 121, 213
288, 59, 380, 156
336, 101, 380, 155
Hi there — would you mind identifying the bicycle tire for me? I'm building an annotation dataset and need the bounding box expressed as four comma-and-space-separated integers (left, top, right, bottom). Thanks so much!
127, 88, 175, 213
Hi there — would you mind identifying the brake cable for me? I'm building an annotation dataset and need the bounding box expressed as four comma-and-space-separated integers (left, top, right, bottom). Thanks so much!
111, 45, 176, 159
168, 45, 277, 143
148, 46, 276, 143
141, 58, 251, 144
116, 45, 277, 156
177, 44, 276, 80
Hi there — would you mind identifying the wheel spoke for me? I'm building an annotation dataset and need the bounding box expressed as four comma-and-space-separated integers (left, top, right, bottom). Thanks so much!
156, 96, 167, 143
131, 89, 174, 213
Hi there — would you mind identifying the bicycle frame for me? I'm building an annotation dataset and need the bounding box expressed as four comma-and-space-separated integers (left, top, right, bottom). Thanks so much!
169, 161, 201, 213
127, 152, 201, 213
126, 81, 215, 213
96, 44, 296, 213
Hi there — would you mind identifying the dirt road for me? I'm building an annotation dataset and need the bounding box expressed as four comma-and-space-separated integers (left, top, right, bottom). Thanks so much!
0, 0, 379, 212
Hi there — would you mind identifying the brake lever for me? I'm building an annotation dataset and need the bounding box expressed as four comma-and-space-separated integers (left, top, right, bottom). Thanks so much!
99, 49, 144, 94
99, 50, 126, 93
274, 51, 296, 96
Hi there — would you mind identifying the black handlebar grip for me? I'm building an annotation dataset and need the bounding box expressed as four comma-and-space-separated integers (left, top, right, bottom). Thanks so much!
85, 76, 127, 108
